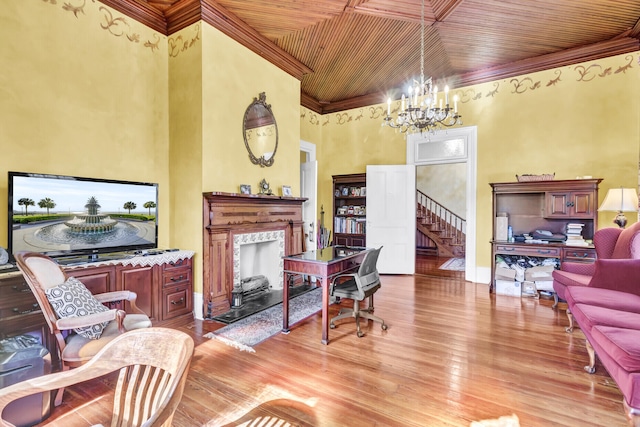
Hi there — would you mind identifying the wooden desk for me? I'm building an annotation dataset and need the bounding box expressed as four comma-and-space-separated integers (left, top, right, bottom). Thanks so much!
282, 246, 369, 344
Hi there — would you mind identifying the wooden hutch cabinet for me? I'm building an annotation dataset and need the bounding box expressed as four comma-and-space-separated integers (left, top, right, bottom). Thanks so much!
332, 173, 367, 247
490, 179, 602, 291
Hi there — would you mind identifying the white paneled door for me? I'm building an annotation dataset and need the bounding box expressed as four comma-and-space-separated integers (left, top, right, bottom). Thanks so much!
366, 165, 416, 274
300, 160, 317, 251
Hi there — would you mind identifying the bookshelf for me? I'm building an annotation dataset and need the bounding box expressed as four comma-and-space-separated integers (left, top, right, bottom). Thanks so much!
332, 173, 367, 247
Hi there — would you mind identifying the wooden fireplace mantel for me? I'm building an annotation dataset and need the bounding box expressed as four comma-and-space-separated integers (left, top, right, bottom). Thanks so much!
202, 192, 306, 317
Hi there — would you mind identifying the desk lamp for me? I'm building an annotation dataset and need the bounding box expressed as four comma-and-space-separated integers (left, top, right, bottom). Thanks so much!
598, 187, 639, 228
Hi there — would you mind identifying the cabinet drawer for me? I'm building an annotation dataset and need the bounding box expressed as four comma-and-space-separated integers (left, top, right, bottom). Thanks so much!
494, 244, 562, 257
0, 275, 31, 299
163, 258, 192, 271
563, 248, 596, 262
162, 268, 191, 288
0, 301, 40, 319
163, 285, 192, 319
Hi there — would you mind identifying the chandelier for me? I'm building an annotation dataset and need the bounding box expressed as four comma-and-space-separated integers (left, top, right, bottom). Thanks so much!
382, 0, 462, 133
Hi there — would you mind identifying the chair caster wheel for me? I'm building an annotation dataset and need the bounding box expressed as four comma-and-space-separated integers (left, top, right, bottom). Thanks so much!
330, 323, 336, 329
381, 324, 388, 331
357, 331, 364, 338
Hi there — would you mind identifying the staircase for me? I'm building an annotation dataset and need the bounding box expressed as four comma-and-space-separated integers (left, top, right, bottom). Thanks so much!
416, 190, 466, 258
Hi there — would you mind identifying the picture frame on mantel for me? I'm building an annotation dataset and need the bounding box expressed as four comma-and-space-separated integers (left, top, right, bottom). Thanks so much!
240, 184, 251, 195
281, 185, 292, 197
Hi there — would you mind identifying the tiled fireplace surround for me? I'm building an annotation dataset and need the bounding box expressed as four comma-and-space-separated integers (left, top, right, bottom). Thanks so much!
233, 230, 285, 297
202, 192, 305, 318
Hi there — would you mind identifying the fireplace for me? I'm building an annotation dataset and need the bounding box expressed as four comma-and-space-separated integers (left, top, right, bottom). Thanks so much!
202, 192, 305, 317
231, 230, 285, 307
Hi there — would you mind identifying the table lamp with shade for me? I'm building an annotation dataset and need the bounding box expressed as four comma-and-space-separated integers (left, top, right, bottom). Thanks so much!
598, 187, 639, 228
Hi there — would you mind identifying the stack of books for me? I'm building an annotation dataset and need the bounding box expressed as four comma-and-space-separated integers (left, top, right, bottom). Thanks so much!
565, 223, 589, 246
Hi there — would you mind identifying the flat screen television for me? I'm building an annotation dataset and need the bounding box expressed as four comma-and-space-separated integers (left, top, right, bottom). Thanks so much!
8, 171, 158, 262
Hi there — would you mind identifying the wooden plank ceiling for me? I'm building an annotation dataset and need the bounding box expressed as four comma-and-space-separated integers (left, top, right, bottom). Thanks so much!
101, 0, 640, 113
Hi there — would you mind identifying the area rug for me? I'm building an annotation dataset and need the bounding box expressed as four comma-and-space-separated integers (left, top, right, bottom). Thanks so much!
204, 287, 323, 353
439, 257, 465, 271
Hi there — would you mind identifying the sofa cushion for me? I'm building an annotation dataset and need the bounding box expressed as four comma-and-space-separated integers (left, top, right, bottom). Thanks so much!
552, 270, 591, 300
565, 287, 640, 313
552, 270, 591, 288
571, 303, 640, 333
45, 276, 110, 340
61, 313, 152, 365
591, 326, 640, 372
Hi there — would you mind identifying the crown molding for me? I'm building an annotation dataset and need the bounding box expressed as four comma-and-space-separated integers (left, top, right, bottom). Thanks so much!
301, 92, 323, 114
97, 0, 312, 81
200, 0, 312, 80
457, 37, 639, 87
98, 0, 168, 34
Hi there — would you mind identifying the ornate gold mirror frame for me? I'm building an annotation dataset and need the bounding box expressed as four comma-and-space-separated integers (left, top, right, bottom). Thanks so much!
243, 92, 278, 167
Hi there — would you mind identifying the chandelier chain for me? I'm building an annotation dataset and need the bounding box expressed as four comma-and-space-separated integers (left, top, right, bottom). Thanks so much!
382, 0, 463, 134
420, 0, 424, 89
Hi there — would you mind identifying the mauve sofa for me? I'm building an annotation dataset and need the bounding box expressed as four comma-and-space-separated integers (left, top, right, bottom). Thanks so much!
562, 259, 640, 424
552, 223, 640, 425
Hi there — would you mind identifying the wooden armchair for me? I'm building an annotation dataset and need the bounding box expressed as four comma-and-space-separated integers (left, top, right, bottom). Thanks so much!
14, 252, 152, 405
0, 328, 194, 427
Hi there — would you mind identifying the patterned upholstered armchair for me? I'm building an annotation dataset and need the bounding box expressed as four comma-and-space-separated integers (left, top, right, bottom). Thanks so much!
14, 251, 152, 406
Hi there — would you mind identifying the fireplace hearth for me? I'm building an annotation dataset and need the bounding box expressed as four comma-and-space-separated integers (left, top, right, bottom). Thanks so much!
212, 282, 314, 324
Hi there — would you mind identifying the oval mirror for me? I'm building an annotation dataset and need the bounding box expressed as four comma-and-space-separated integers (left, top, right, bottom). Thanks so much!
243, 92, 278, 167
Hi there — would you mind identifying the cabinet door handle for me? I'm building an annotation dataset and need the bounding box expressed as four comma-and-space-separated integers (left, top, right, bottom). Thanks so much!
169, 260, 184, 266
537, 250, 553, 254
170, 275, 185, 282
13, 303, 39, 314
170, 297, 185, 305
502, 247, 515, 252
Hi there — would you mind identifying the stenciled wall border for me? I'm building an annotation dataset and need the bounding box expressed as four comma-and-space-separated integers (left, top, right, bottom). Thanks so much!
42, 0, 162, 52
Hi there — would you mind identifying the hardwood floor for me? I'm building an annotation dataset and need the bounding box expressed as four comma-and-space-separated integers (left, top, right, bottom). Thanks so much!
38, 256, 628, 426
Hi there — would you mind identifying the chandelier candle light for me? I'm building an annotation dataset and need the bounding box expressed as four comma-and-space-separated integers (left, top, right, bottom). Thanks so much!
383, 0, 462, 133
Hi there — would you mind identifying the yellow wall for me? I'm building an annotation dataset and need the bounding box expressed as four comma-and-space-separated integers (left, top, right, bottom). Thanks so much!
168, 24, 204, 290
417, 164, 467, 219
200, 25, 301, 196
169, 23, 301, 294
2, 3, 301, 301
306, 53, 640, 269
0, 0, 170, 248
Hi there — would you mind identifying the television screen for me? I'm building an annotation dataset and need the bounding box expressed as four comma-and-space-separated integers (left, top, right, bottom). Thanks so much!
8, 172, 158, 261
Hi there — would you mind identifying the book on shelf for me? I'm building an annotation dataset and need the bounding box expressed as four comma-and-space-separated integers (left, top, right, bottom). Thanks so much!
565, 240, 590, 247
566, 223, 585, 232
566, 235, 585, 240
334, 216, 366, 234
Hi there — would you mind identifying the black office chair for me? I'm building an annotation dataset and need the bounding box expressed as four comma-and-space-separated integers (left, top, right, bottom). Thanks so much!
329, 246, 387, 337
